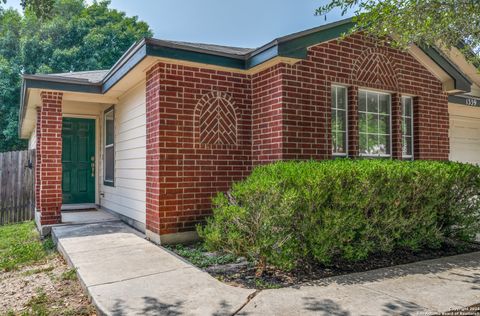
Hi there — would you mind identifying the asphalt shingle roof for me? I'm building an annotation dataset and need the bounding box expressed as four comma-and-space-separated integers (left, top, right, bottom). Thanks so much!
37, 40, 255, 82
44, 70, 110, 83
163, 40, 255, 56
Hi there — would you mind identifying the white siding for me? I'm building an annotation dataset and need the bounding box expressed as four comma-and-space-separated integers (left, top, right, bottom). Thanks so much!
28, 127, 36, 150
63, 101, 104, 117
449, 103, 480, 165
100, 82, 146, 226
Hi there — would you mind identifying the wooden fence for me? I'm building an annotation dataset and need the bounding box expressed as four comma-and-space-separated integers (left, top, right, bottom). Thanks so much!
0, 150, 35, 225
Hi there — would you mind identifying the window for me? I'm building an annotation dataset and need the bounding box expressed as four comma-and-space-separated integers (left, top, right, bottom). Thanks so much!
104, 107, 114, 186
331, 85, 348, 155
402, 96, 414, 158
359, 90, 391, 157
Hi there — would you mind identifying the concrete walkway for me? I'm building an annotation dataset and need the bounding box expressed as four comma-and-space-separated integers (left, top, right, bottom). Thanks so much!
52, 221, 480, 316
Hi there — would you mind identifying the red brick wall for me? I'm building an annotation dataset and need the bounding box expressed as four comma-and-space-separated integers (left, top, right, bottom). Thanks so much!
145, 33, 449, 238
281, 62, 331, 160
283, 34, 449, 160
35, 108, 42, 211
145, 66, 162, 236
251, 64, 285, 164
37, 91, 63, 225
145, 63, 252, 236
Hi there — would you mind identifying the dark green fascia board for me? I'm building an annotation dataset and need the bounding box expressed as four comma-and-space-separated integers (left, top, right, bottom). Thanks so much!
421, 46, 471, 92
277, 20, 355, 59
23, 77, 102, 94
245, 19, 355, 67
146, 43, 246, 70
448, 94, 480, 106
246, 45, 278, 69
103, 44, 147, 93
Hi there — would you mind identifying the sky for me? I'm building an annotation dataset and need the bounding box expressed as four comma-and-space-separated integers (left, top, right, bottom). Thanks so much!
6, 0, 353, 48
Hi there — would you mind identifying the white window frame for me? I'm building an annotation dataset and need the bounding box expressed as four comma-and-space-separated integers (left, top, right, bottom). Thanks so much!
358, 89, 392, 158
331, 85, 348, 156
401, 96, 414, 159
104, 106, 115, 186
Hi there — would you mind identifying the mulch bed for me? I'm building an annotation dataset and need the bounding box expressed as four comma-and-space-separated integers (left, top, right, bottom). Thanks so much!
175, 241, 480, 289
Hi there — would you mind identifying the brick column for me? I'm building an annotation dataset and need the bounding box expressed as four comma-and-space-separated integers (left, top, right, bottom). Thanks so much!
145, 65, 162, 242
325, 82, 333, 159
347, 86, 359, 157
391, 93, 402, 159
35, 107, 41, 211
413, 96, 422, 159
37, 91, 63, 226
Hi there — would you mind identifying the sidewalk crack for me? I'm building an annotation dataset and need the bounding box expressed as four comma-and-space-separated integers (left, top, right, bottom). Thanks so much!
231, 290, 261, 316
87, 266, 194, 288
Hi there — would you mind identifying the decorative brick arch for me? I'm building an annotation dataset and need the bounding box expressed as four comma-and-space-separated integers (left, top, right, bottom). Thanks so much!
194, 91, 238, 145
352, 48, 399, 88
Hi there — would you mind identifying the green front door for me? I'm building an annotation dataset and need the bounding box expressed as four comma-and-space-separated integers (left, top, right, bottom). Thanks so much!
62, 118, 95, 204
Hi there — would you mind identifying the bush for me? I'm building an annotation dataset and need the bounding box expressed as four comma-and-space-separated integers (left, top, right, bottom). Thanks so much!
197, 160, 480, 272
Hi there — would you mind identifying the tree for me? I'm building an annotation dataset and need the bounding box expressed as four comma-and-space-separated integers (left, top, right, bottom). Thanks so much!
317, 0, 480, 68
21, 0, 55, 19
0, 0, 152, 152
0, 8, 24, 151
0, 0, 56, 19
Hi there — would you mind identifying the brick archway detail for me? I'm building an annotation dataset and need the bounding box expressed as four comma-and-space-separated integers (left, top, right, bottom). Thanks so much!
194, 91, 238, 145
352, 48, 399, 88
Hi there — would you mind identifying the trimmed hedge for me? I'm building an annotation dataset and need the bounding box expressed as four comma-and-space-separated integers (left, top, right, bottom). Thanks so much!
198, 160, 480, 271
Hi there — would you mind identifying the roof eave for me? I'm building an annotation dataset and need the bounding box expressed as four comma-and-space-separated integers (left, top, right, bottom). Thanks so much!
421, 46, 472, 93
18, 75, 104, 136
19, 17, 474, 137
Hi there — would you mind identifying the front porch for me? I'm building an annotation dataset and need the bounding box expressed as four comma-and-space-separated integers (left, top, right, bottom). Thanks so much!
31, 79, 151, 239
33, 90, 116, 236
36, 206, 120, 236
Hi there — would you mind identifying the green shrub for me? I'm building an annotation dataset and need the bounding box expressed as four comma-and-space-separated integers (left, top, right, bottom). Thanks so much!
197, 160, 480, 272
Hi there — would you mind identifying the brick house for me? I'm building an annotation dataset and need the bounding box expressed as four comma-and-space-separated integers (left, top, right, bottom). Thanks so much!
19, 19, 480, 243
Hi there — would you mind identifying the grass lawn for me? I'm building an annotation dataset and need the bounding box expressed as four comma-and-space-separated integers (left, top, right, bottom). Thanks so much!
0, 222, 55, 272
0, 221, 95, 316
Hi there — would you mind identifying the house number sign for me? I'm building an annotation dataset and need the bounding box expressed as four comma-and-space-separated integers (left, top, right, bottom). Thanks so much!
466, 98, 479, 107
448, 95, 480, 107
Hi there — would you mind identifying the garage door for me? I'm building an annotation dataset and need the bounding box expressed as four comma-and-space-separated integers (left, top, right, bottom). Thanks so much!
450, 114, 480, 164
